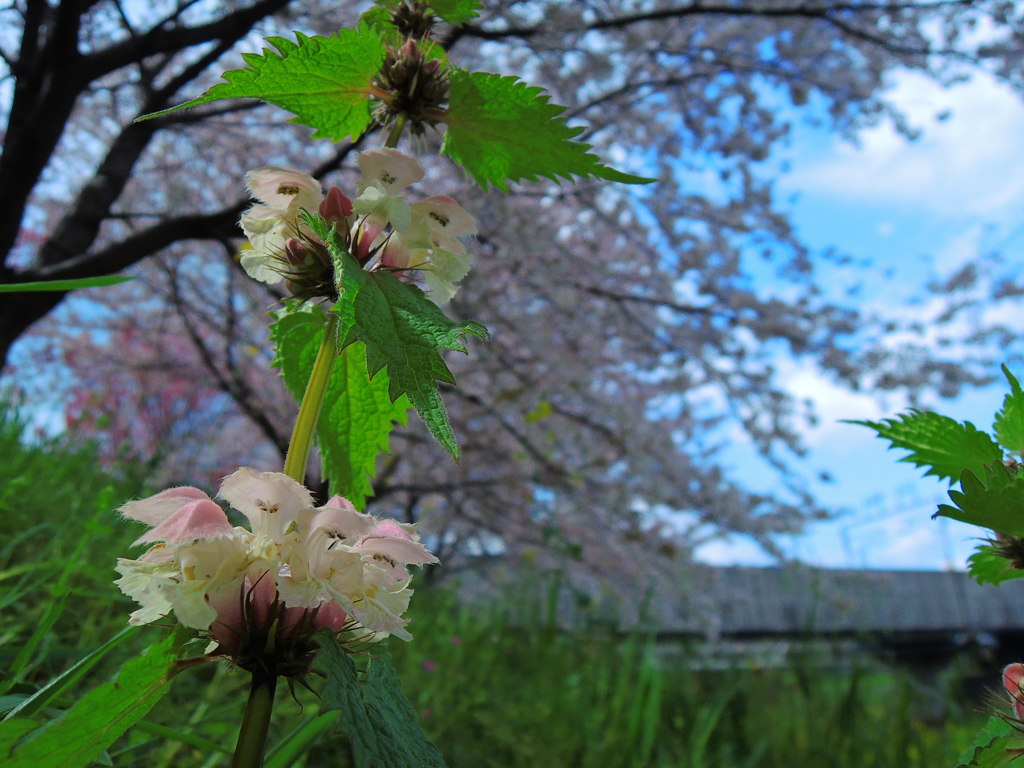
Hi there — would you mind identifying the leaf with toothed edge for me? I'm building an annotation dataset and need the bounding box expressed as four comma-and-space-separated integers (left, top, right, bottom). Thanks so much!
995, 365, 1024, 457
847, 410, 1003, 484
967, 543, 1024, 585
303, 214, 487, 461
954, 716, 1024, 767
314, 634, 446, 768
426, 0, 483, 24
270, 301, 410, 510
441, 68, 655, 192
936, 462, 1024, 535
136, 27, 385, 142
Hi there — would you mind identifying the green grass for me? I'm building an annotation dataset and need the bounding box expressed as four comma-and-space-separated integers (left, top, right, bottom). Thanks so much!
386, 586, 987, 768
0, 404, 990, 766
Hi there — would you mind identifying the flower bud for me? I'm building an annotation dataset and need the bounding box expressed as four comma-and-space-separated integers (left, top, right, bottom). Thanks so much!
319, 187, 353, 224
285, 238, 310, 267
390, 1, 437, 39
1005, 663, 1024, 720
371, 38, 449, 136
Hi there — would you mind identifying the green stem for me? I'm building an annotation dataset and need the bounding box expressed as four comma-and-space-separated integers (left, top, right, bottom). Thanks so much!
384, 113, 407, 149
282, 312, 339, 483
232, 671, 277, 768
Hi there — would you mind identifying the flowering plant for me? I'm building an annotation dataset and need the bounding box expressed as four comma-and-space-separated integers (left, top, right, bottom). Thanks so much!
0, 2, 648, 765
115, 468, 437, 657
855, 367, 1024, 765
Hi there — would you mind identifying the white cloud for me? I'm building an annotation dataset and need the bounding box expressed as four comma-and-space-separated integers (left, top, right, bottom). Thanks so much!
695, 535, 776, 566
785, 70, 1024, 219
773, 357, 899, 449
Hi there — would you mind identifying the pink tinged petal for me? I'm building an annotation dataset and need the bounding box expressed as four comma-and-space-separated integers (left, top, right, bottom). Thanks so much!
240, 204, 282, 228
206, 571, 277, 642
373, 521, 412, 540
243, 570, 280, 627
359, 536, 440, 565
219, 467, 314, 541
1005, 663, 1024, 720
285, 239, 310, 267
413, 197, 477, 237
246, 166, 322, 210
319, 187, 353, 222
325, 495, 357, 512
351, 219, 385, 263
120, 486, 211, 527
313, 601, 349, 632
307, 501, 375, 543
358, 149, 424, 191
134, 499, 234, 545
380, 234, 414, 270
208, 579, 246, 653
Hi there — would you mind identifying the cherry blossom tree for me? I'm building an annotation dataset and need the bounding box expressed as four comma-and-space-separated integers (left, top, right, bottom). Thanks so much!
5, 0, 1024, 569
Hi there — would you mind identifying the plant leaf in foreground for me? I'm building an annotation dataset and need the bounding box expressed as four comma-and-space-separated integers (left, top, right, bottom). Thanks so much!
137, 28, 385, 142
967, 544, 1024, 586
995, 365, 1024, 457
0, 276, 133, 293
955, 716, 1024, 767
271, 302, 410, 509
442, 69, 654, 191
427, 0, 483, 24
313, 218, 486, 460
0, 634, 176, 768
936, 462, 1024, 535
315, 635, 446, 768
849, 410, 1003, 484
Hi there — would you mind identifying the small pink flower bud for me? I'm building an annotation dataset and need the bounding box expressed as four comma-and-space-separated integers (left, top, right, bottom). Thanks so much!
285, 238, 309, 267
1004, 663, 1024, 720
313, 601, 349, 632
400, 39, 419, 59
319, 187, 353, 223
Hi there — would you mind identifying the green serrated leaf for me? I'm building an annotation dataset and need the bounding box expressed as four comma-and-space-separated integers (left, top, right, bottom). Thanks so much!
360, 5, 403, 45
442, 69, 654, 192
306, 217, 487, 460
995, 365, 1024, 456
848, 410, 1003, 484
315, 634, 447, 768
0, 634, 176, 768
937, 462, 1024, 535
955, 716, 1024, 767
427, 0, 483, 24
271, 303, 410, 510
138, 28, 385, 142
0, 276, 133, 293
967, 544, 1024, 585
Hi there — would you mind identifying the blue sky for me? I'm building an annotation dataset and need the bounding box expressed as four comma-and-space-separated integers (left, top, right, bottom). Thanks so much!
694, 68, 1024, 571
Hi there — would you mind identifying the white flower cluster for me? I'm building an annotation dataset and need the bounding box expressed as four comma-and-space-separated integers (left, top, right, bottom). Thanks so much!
239, 149, 476, 303
115, 468, 438, 646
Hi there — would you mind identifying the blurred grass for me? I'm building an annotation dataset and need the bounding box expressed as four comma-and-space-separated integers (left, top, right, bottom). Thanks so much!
0, 402, 989, 766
